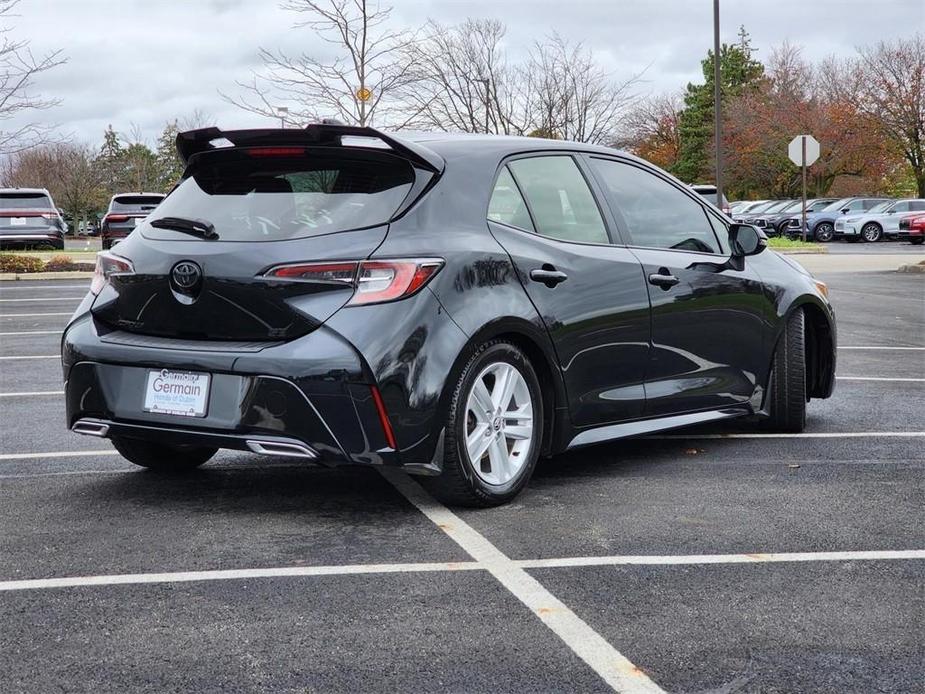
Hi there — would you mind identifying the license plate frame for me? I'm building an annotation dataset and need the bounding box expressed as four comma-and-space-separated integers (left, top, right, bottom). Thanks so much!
143, 369, 211, 418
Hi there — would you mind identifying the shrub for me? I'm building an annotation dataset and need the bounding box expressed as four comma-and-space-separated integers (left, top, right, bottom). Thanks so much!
0, 253, 44, 273
43, 254, 79, 272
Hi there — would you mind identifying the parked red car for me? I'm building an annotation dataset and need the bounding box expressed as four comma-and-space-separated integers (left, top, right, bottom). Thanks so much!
899, 212, 925, 245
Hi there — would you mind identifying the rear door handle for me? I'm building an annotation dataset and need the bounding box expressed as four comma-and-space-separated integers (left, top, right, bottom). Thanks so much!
648, 270, 680, 289
530, 267, 568, 287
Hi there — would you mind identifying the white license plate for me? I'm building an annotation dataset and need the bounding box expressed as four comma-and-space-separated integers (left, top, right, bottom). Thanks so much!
143, 369, 211, 417
10, 217, 26, 226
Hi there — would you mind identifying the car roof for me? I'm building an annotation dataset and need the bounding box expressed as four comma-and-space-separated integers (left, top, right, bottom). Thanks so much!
0, 187, 52, 195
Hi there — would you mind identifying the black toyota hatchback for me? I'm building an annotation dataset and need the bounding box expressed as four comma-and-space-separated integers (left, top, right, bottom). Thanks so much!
62, 124, 836, 506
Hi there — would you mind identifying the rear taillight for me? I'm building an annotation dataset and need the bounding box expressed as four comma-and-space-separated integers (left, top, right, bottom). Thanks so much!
263, 258, 444, 305
104, 214, 129, 223
90, 251, 134, 295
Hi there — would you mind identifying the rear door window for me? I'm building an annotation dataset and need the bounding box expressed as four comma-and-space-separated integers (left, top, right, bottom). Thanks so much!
589, 157, 721, 254
506, 156, 608, 244
144, 150, 415, 242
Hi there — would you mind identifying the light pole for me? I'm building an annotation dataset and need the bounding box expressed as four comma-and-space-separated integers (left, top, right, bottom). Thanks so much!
475, 77, 490, 134
713, 0, 724, 210
277, 106, 289, 128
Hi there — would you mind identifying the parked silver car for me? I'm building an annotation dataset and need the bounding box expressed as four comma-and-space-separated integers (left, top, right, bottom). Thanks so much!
836, 199, 925, 242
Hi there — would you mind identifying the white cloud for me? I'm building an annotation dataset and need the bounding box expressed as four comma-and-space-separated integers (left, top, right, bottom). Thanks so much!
8, 0, 924, 145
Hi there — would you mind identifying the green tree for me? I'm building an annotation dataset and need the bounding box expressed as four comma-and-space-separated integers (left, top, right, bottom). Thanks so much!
154, 120, 184, 191
95, 124, 124, 195
673, 27, 765, 183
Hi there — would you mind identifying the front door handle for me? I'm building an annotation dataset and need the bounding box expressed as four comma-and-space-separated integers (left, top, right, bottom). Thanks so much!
530, 267, 568, 288
648, 269, 680, 289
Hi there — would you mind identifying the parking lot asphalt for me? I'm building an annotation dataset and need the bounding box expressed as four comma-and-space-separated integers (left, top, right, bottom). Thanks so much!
1, 250, 923, 693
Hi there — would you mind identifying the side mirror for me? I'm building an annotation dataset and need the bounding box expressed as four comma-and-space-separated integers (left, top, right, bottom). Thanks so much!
840, 208, 849, 214
729, 223, 767, 257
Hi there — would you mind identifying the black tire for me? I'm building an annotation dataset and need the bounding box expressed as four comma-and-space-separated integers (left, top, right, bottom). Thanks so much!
910, 237, 924, 245
813, 222, 834, 242
421, 340, 543, 507
764, 309, 807, 433
861, 222, 882, 243
101, 239, 112, 250
112, 436, 216, 472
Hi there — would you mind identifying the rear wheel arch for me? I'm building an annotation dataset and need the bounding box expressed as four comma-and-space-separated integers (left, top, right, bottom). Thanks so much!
440, 320, 565, 458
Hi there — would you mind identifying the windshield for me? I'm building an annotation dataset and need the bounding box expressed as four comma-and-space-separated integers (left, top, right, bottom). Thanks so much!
762, 201, 792, 213
823, 198, 851, 211
144, 149, 415, 242
868, 202, 892, 213
0, 193, 54, 210
743, 201, 772, 214
781, 201, 803, 213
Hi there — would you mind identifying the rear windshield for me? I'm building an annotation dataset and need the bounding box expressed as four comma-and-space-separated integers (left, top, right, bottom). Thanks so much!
0, 192, 53, 210
111, 195, 163, 212
143, 149, 415, 242
694, 189, 728, 206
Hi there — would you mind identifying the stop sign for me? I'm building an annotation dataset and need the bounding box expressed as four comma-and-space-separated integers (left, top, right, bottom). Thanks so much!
789, 135, 820, 166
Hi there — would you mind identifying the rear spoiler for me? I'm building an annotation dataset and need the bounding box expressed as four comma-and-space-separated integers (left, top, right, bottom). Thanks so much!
175, 124, 444, 173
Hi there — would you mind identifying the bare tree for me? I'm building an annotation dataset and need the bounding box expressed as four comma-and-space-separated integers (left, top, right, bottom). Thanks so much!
524, 34, 640, 144
0, 0, 66, 154
223, 0, 414, 127
854, 34, 925, 196
398, 19, 527, 134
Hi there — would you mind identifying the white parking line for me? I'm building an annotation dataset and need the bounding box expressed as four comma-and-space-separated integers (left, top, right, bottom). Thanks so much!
837, 377, 925, 382
0, 450, 116, 461
0, 312, 71, 318
839, 346, 925, 350
0, 330, 62, 336
516, 549, 925, 569
380, 468, 665, 694
0, 297, 84, 302
650, 432, 925, 440
0, 355, 58, 360
0, 285, 88, 290
0, 391, 64, 397
0, 561, 483, 592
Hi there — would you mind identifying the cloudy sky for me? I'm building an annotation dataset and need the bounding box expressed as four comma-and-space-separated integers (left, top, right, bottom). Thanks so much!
9, 0, 924, 146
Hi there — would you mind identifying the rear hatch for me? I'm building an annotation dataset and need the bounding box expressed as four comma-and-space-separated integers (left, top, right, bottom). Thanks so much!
91, 129, 438, 342
103, 194, 164, 237
0, 192, 62, 237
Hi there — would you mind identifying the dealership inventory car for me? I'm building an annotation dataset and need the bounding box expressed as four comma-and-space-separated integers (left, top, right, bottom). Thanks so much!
741, 199, 794, 232
835, 198, 925, 242
100, 193, 165, 249
788, 196, 891, 241
899, 212, 925, 244
0, 188, 66, 249
62, 124, 836, 506
773, 198, 838, 237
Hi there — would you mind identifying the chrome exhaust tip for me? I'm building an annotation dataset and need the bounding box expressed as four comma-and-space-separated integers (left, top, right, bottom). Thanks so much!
246, 440, 317, 459
72, 420, 110, 437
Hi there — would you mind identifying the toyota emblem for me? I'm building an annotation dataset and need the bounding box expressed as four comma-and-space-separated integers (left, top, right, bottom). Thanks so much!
171, 261, 202, 290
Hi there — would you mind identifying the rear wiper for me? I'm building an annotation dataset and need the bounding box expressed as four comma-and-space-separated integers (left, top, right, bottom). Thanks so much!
150, 216, 219, 240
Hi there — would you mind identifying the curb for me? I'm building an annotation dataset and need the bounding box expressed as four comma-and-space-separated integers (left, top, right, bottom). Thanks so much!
0, 271, 94, 281
775, 247, 829, 255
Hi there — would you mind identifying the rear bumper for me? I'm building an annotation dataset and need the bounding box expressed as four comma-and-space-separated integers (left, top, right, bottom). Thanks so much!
62, 315, 405, 470
0, 232, 64, 247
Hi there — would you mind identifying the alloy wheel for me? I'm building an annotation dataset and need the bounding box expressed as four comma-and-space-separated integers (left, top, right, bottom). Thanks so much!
464, 361, 534, 486
814, 223, 834, 242
861, 223, 882, 242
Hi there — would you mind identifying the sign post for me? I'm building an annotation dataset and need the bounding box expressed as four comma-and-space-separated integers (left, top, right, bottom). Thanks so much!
788, 135, 820, 242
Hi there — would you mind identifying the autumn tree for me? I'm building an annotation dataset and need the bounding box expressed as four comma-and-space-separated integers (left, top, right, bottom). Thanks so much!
620, 93, 683, 169
0, 0, 65, 154
224, 0, 415, 126
854, 34, 925, 196
674, 26, 765, 183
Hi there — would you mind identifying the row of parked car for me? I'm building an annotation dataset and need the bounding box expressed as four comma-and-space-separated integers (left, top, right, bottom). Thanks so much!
0, 188, 165, 250
728, 196, 925, 243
